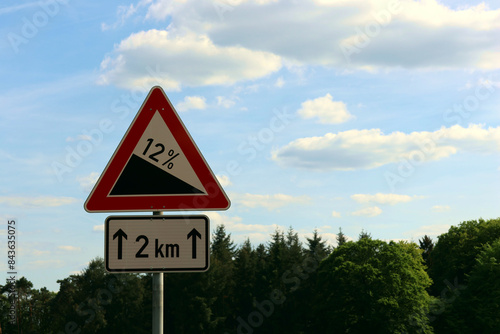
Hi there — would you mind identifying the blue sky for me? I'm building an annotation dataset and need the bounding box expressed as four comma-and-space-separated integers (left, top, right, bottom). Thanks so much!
1, 0, 499, 291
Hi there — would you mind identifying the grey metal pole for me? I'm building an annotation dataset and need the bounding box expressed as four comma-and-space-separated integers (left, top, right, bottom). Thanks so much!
152, 211, 164, 334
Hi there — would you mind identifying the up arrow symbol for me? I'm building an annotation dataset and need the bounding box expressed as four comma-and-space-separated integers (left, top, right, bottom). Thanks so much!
187, 228, 201, 259
113, 229, 128, 260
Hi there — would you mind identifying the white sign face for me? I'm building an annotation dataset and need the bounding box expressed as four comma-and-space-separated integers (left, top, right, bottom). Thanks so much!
128, 111, 207, 194
105, 215, 209, 273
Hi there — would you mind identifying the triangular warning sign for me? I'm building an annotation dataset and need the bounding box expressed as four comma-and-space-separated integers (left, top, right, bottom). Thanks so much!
84, 86, 230, 212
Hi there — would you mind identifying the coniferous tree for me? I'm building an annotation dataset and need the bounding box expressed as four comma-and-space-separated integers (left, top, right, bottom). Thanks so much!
233, 239, 257, 317
336, 227, 348, 247
6, 219, 500, 334
253, 243, 270, 300
211, 224, 236, 262
267, 228, 286, 286
358, 228, 372, 240
419, 235, 434, 269
306, 229, 329, 260
15, 277, 35, 333
208, 224, 237, 332
0, 278, 38, 334
31, 287, 56, 333
285, 226, 304, 266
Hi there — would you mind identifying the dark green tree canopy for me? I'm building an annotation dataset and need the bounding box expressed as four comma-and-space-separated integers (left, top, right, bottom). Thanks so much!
2, 219, 499, 334
429, 218, 500, 295
211, 224, 236, 262
306, 229, 329, 260
358, 228, 372, 240
336, 227, 348, 247
315, 238, 433, 333
443, 239, 500, 333
419, 234, 434, 269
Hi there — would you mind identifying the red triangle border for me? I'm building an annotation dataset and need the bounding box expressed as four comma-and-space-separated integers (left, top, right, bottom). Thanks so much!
84, 86, 230, 212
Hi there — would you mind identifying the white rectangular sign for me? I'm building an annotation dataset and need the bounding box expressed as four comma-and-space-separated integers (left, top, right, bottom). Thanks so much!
105, 215, 209, 273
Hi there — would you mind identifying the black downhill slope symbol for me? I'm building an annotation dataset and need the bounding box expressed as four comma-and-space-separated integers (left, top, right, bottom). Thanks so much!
110, 154, 204, 195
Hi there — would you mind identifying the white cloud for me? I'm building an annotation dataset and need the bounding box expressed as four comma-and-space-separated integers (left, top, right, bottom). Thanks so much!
32, 249, 50, 256
28, 259, 65, 268
205, 212, 241, 228
319, 232, 355, 247
216, 174, 232, 187
231, 193, 310, 211
399, 1, 500, 31
144, 0, 184, 20
77, 172, 99, 193
93, 224, 104, 232
0, 196, 77, 208
206, 212, 281, 233
98, 30, 282, 91
298, 94, 353, 124
216, 96, 236, 108
477, 52, 500, 70
101, 1, 148, 31
405, 224, 451, 239
275, 77, 285, 88
331, 210, 341, 218
176, 96, 207, 112
352, 206, 382, 217
58, 245, 81, 252
351, 193, 419, 205
477, 77, 500, 89
145, 0, 279, 21
272, 124, 500, 171
0, 2, 39, 15
136, 0, 500, 70
66, 135, 92, 142
432, 205, 451, 212
204, 213, 344, 247
205, 212, 284, 244
316, 225, 333, 232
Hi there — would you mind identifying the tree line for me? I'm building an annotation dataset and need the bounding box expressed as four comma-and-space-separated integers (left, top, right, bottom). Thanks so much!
1, 217, 499, 333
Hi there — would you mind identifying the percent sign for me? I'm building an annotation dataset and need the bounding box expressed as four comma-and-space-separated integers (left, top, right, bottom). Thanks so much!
143, 138, 180, 169
163, 150, 179, 169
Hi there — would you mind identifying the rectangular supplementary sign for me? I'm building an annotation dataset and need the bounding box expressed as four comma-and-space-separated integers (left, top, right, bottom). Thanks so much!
105, 215, 209, 273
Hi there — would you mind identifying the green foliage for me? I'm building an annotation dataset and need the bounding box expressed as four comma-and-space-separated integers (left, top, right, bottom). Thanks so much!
0, 276, 59, 333
336, 227, 348, 247
211, 224, 236, 262
419, 235, 434, 270
429, 218, 500, 295
50, 258, 150, 334
442, 239, 500, 333
306, 229, 330, 260
358, 228, 372, 240
2, 219, 499, 334
314, 239, 433, 333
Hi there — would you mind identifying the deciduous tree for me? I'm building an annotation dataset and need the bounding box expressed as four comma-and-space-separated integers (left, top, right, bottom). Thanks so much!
314, 238, 433, 333
442, 239, 500, 333
429, 218, 500, 295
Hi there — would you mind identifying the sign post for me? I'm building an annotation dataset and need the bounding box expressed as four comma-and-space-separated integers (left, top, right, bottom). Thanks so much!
153, 271, 163, 334
105, 214, 209, 332
152, 212, 163, 334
